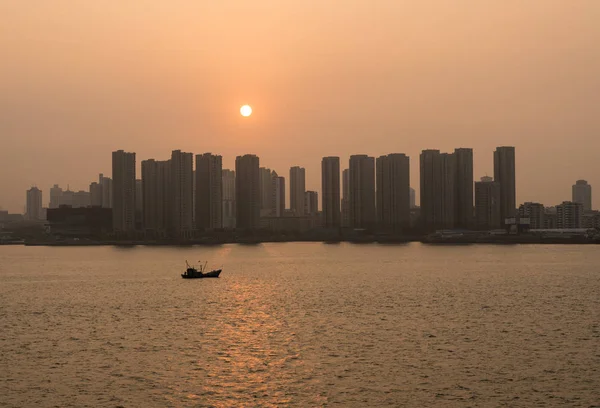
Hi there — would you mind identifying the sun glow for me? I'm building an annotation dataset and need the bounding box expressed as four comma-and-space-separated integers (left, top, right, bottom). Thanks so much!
240, 105, 252, 117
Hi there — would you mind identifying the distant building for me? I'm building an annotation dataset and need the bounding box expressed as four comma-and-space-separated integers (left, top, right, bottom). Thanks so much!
305, 191, 318, 215
420, 150, 455, 230
90, 182, 103, 207
47, 207, 112, 237
349, 155, 376, 230
410, 187, 416, 209
376, 153, 410, 232
290, 166, 306, 216
141, 159, 171, 236
271, 172, 285, 217
474, 176, 501, 230
582, 210, 600, 229
321, 157, 341, 228
543, 207, 558, 229
454, 148, 474, 229
236, 154, 260, 230
494, 146, 516, 223
49, 184, 63, 209
26, 187, 43, 220
572, 180, 592, 212
112, 150, 136, 234
222, 169, 236, 229
341, 168, 350, 228
518, 202, 545, 229
259, 167, 273, 215
100, 174, 113, 209
556, 201, 583, 229
170, 150, 194, 238
195, 153, 223, 230
73, 191, 91, 208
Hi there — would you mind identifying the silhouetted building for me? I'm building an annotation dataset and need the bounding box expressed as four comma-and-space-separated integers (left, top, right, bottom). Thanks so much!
47, 207, 112, 237
222, 169, 236, 229
454, 148, 474, 229
474, 176, 501, 230
135, 180, 143, 212
100, 174, 113, 209
170, 150, 194, 238
543, 207, 558, 229
572, 180, 592, 212
376, 153, 410, 232
236, 154, 260, 229
494, 146, 516, 223
141, 159, 171, 236
90, 182, 103, 207
518, 202, 545, 230
26, 187, 43, 220
321, 157, 340, 228
410, 187, 416, 209
305, 191, 318, 215
582, 210, 600, 229
271, 172, 285, 217
259, 167, 273, 215
49, 184, 62, 209
556, 201, 583, 229
341, 168, 350, 228
349, 155, 376, 230
112, 150, 136, 234
420, 150, 455, 230
290, 166, 306, 216
195, 153, 223, 230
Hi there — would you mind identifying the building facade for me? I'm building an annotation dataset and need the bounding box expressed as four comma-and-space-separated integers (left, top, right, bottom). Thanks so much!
572, 180, 592, 212
26, 187, 43, 220
375, 153, 410, 232
518, 202, 545, 229
454, 148, 474, 229
271, 172, 285, 217
494, 146, 516, 223
474, 176, 501, 230
195, 153, 223, 230
349, 155, 376, 230
305, 191, 318, 215
112, 150, 136, 234
556, 201, 583, 229
236, 155, 260, 230
420, 150, 455, 230
290, 166, 306, 216
321, 157, 341, 228
341, 168, 350, 228
170, 150, 194, 238
141, 159, 171, 236
222, 169, 236, 229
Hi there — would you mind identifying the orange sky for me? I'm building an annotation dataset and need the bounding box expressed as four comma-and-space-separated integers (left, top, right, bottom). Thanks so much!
1, 1, 599, 212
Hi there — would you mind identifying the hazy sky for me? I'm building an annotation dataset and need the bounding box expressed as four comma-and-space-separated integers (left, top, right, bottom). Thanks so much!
1, 1, 599, 213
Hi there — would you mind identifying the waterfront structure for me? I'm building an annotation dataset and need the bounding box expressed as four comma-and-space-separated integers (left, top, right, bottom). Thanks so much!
290, 166, 306, 216
376, 153, 410, 231
518, 202, 545, 230
236, 154, 260, 229
349, 155, 376, 230
195, 153, 223, 230
26, 187, 43, 220
572, 180, 592, 212
169, 150, 194, 238
271, 172, 285, 217
420, 150, 455, 230
112, 150, 136, 234
305, 191, 318, 215
494, 146, 516, 223
341, 168, 350, 228
454, 148, 474, 229
556, 201, 583, 229
321, 157, 341, 228
141, 159, 171, 236
222, 169, 236, 229
474, 176, 501, 230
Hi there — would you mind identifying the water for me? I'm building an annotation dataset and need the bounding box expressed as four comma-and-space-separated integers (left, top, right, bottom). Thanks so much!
1, 243, 599, 407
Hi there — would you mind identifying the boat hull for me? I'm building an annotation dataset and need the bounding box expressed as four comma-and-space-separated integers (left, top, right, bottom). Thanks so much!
181, 269, 222, 279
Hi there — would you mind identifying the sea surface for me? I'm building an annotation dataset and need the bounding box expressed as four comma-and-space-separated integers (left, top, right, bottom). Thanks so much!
1, 243, 599, 407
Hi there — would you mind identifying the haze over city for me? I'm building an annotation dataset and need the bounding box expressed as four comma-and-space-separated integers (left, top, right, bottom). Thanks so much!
2, 1, 600, 213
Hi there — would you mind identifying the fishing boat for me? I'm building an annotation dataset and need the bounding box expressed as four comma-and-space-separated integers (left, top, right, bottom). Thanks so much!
181, 261, 222, 279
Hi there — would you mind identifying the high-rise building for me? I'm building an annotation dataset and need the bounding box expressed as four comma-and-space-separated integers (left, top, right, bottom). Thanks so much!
222, 169, 236, 229
556, 201, 583, 229
518, 202, 545, 230
100, 174, 113, 209
290, 166, 306, 216
376, 153, 410, 231
135, 180, 143, 213
49, 184, 63, 209
349, 155, 376, 230
410, 187, 416, 209
271, 172, 285, 217
195, 153, 223, 230
321, 157, 340, 228
474, 176, 501, 230
259, 167, 273, 215
26, 187, 43, 220
305, 191, 318, 215
572, 180, 592, 212
236, 154, 260, 229
112, 150, 136, 234
454, 148, 474, 229
420, 150, 455, 230
341, 168, 350, 228
141, 159, 171, 235
170, 150, 194, 238
73, 191, 91, 208
90, 182, 103, 207
494, 146, 516, 223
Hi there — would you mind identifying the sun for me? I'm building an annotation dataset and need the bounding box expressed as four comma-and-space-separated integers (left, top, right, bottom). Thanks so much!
240, 105, 252, 117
